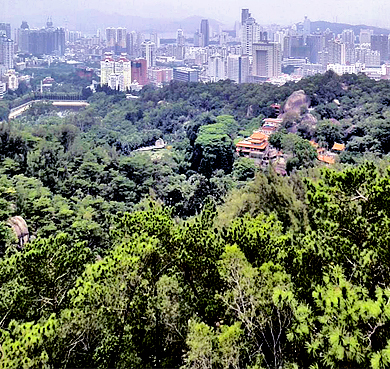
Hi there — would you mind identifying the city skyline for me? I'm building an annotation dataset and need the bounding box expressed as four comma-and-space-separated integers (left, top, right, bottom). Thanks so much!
3, 0, 390, 31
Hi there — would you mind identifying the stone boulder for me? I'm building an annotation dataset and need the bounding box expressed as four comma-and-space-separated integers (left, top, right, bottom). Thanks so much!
283, 90, 310, 115
7, 216, 29, 248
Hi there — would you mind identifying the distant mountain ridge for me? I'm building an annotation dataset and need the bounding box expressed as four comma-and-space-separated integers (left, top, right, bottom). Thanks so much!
11, 10, 223, 36
310, 20, 390, 35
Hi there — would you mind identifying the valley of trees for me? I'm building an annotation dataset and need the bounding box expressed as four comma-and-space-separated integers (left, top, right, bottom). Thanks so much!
2, 71, 390, 368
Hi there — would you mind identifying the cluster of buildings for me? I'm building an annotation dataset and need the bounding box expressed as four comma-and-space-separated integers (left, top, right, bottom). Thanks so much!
280, 20, 390, 80
236, 117, 285, 172
98, 11, 283, 91
16, 19, 65, 56
0, 23, 16, 97
235, 113, 346, 172
2, 11, 390, 96
313, 141, 345, 165
97, 10, 390, 90
0, 19, 66, 97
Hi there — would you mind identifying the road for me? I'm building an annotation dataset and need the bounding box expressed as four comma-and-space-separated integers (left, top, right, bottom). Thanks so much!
8, 100, 89, 120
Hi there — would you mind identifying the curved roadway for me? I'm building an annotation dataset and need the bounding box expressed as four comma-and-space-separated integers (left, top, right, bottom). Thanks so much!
9, 100, 89, 120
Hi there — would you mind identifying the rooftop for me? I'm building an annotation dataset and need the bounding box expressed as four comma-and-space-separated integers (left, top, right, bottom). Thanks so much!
332, 142, 346, 151
318, 154, 335, 165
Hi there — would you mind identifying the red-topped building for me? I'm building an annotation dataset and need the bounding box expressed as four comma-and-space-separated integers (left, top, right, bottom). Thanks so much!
236, 131, 269, 158
131, 59, 148, 86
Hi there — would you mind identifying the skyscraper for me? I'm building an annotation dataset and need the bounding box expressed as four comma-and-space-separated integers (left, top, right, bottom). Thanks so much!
131, 59, 148, 85
141, 41, 156, 68
371, 34, 389, 62
100, 52, 132, 91
18, 21, 30, 53
227, 54, 249, 83
116, 28, 127, 50
200, 19, 209, 47
208, 54, 225, 81
150, 32, 160, 48
106, 27, 116, 49
176, 29, 185, 59
0, 35, 14, 70
114, 53, 132, 90
126, 31, 136, 56
360, 29, 373, 45
341, 29, 355, 45
23, 20, 65, 56
303, 16, 311, 36
0, 23, 11, 39
177, 29, 184, 46
252, 41, 281, 78
241, 9, 250, 25
241, 17, 261, 56
100, 52, 115, 86
194, 30, 201, 47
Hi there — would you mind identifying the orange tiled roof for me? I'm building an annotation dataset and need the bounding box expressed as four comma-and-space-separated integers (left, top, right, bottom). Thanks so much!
236, 141, 269, 150
310, 140, 319, 148
318, 155, 335, 164
250, 132, 268, 140
332, 142, 345, 151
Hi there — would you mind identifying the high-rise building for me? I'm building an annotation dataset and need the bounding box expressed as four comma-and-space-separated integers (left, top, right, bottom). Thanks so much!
326, 39, 343, 64
17, 22, 30, 52
116, 27, 127, 50
126, 31, 136, 56
341, 29, 355, 45
200, 19, 209, 47
100, 52, 132, 91
306, 34, 324, 64
241, 9, 250, 25
371, 34, 389, 62
355, 45, 380, 66
0, 23, 11, 39
135, 32, 145, 57
114, 53, 132, 90
252, 41, 281, 78
176, 29, 185, 59
208, 54, 225, 81
241, 17, 261, 56
227, 54, 249, 83
105, 27, 116, 48
150, 32, 160, 49
100, 52, 115, 86
131, 59, 148, 85
24, 23, 65, 56
177, 28, 185, 46
194, 30, 201, 47
360, 29, 373, 45
0, 36, 14, 70
141, 41, 156, 68
303, 16, 311, 36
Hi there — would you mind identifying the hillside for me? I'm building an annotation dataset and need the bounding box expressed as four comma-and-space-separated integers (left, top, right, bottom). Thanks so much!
2, 72, 390, 367
311, 20, 390, 35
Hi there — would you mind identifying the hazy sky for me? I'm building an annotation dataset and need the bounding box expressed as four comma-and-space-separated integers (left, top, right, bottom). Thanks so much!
3, 0, 390, 28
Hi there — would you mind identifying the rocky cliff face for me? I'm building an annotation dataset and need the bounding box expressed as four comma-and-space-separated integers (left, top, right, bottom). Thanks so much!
280, 90, 317, 137
283, 90, 310, 115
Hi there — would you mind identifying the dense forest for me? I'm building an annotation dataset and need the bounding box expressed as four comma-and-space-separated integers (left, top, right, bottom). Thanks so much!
2, 71, 390, 368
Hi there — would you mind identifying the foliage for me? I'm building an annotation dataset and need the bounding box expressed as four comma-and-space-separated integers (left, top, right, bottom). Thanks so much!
4, 74, 390, 368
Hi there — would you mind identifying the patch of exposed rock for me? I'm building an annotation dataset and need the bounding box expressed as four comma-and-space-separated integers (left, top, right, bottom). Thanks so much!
283, 90, 310, 115
7, 216, 29, 248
